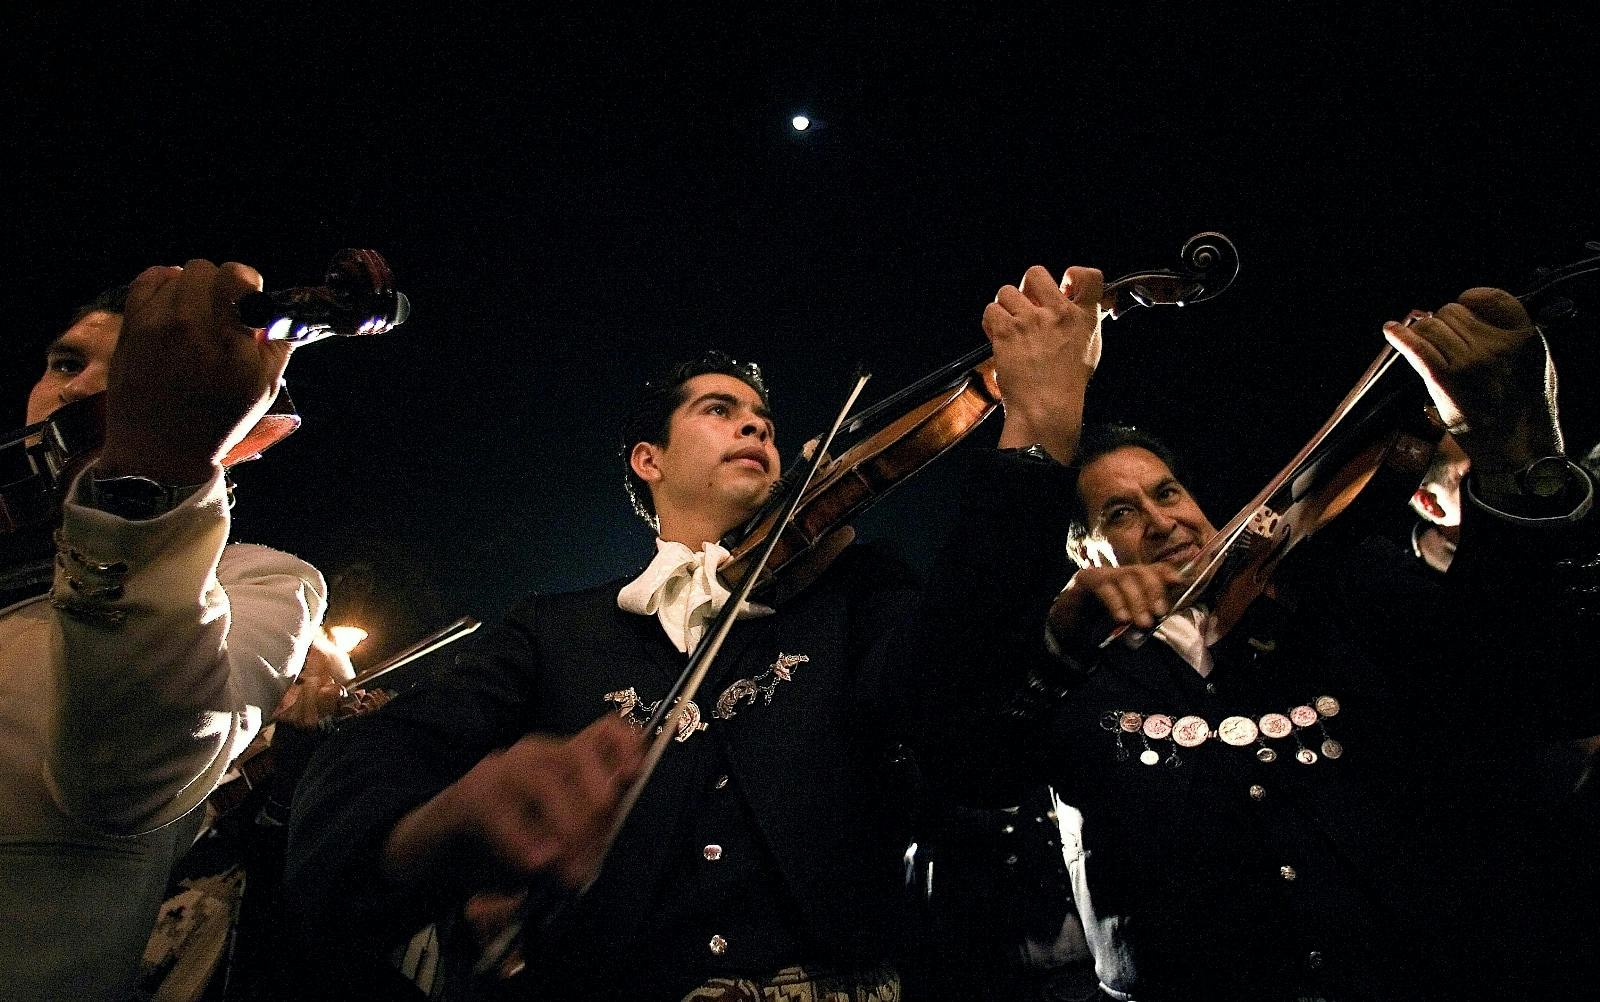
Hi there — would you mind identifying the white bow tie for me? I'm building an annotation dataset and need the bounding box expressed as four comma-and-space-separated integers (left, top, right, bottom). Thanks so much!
617, 539, 774, 653
1151, 605, 1218, 677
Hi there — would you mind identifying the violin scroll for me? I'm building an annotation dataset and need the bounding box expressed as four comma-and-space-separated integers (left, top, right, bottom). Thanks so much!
1101, 231, 1240, 319
238, 248, 411, 345
1518, 239, 1600, 325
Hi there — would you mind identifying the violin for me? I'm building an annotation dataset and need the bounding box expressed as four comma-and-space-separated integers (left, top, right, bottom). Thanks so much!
1132, 240, 1600, 647
0, 249, 409, 543
206, 615, 481, 821
723, 231, 1241, 593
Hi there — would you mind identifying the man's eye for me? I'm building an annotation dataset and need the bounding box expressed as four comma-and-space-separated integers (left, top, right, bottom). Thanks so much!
1104, 508, 1132, 525
707, 403, 728, 416
46, 355, 84, 376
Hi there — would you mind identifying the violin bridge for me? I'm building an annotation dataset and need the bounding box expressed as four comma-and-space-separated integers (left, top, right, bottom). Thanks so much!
1245, 505, 1282, 541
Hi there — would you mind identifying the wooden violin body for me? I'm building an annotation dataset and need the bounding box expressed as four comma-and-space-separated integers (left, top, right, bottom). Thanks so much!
1172, 340, 1439, 642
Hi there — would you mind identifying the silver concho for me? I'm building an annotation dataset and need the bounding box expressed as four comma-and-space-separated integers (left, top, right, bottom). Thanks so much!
1143, 713, 1174, 741
1315, 695, 1341, 718
1256, 745, 1278, 763
1321, 738, 1344, 760
1259, 713, 1293, 739
1172, 715, 1211, 748
1290, 705, 1319, 728
1295, 747, 1319, 765
1140, 748, 1161, 766
1218, 715, 1259, 747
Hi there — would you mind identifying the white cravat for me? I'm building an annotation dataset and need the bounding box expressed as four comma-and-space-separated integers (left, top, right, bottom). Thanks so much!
617, 539, 774, 653
1150, 605, 1218, 677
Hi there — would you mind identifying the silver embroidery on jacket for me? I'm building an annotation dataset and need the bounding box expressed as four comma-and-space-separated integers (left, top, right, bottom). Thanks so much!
604, 686, 707, 742
715, 652, 810, 720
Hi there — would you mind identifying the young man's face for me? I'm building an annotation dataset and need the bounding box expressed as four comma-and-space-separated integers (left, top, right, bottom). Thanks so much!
26, 310, 121, 425
1077, 445, 1217, 568
633, 373, 781, 535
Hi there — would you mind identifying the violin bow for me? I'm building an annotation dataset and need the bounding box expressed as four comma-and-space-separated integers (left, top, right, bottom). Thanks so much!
475, 367, 874, 976
341, 615, 482, 693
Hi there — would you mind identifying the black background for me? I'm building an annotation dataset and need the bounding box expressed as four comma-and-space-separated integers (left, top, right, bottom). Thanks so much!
7, 3, 1597, 661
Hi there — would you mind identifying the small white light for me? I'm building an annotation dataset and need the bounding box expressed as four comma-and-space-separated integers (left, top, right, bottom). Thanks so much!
791, 115, 811, 132
329, 625, 368, 653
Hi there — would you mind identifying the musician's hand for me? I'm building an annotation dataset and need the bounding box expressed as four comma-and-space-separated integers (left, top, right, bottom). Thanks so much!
463, 889, 530, 979
273, 630, 355, 730
1383, 287, 1561, 471
416, 714, 645, 889
1049, 563, 1189, 639
98, 260, 293, 484
984, 265, 1104, 462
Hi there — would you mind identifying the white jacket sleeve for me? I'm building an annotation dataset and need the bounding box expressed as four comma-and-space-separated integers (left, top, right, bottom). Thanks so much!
42, 468, 326, 835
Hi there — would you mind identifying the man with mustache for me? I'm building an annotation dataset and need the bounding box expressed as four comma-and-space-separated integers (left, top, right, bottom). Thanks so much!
286, 265, 1105, 1000
968, 287, 1597, 1001
0, 264, 328, 1000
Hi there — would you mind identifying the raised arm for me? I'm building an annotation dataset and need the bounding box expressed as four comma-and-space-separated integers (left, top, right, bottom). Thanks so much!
45, 260, 321, 834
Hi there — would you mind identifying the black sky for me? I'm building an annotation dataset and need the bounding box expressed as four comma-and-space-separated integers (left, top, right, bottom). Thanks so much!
6, 4, 1598, 660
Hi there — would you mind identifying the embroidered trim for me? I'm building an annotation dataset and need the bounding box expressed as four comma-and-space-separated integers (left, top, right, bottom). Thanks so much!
54, 528, 131, 577
50, 527, 131, 615
715, 652, 809, 720
49, 594, 129, 627
604, 687, 707, 743
600, 652, 812, 744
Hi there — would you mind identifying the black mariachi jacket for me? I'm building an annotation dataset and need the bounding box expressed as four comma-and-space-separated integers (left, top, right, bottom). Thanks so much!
284, 449, 1077, 1000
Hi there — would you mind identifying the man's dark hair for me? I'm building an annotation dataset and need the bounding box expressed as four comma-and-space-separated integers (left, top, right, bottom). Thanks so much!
25, 284, 130, 374
70, 284, 130, 325
1066, 423, 1185, 566
620, 349, 771, 529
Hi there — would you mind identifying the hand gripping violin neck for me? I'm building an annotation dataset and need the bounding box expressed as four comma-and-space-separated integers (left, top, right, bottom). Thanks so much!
723, 232, 1241, 596
239, 248, 409, 345
0, 249, 410, 551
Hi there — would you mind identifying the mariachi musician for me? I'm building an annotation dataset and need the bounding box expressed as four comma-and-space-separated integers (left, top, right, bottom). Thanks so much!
935, 283, 1598, 1001
284, 263, 1108, 1000
0, 263, 329, 1001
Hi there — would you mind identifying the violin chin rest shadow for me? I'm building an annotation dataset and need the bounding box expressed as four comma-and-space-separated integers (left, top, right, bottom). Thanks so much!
765, 526, 857, 605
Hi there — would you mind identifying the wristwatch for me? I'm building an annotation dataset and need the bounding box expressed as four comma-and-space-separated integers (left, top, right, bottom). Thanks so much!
87, 474, 206, 520
1472, 456, 1588, 502
1000, 443, 1057, 464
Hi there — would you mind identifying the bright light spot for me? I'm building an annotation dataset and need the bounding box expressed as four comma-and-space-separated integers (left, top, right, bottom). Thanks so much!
329, 625, 368, 653
791, 115, 811, 132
